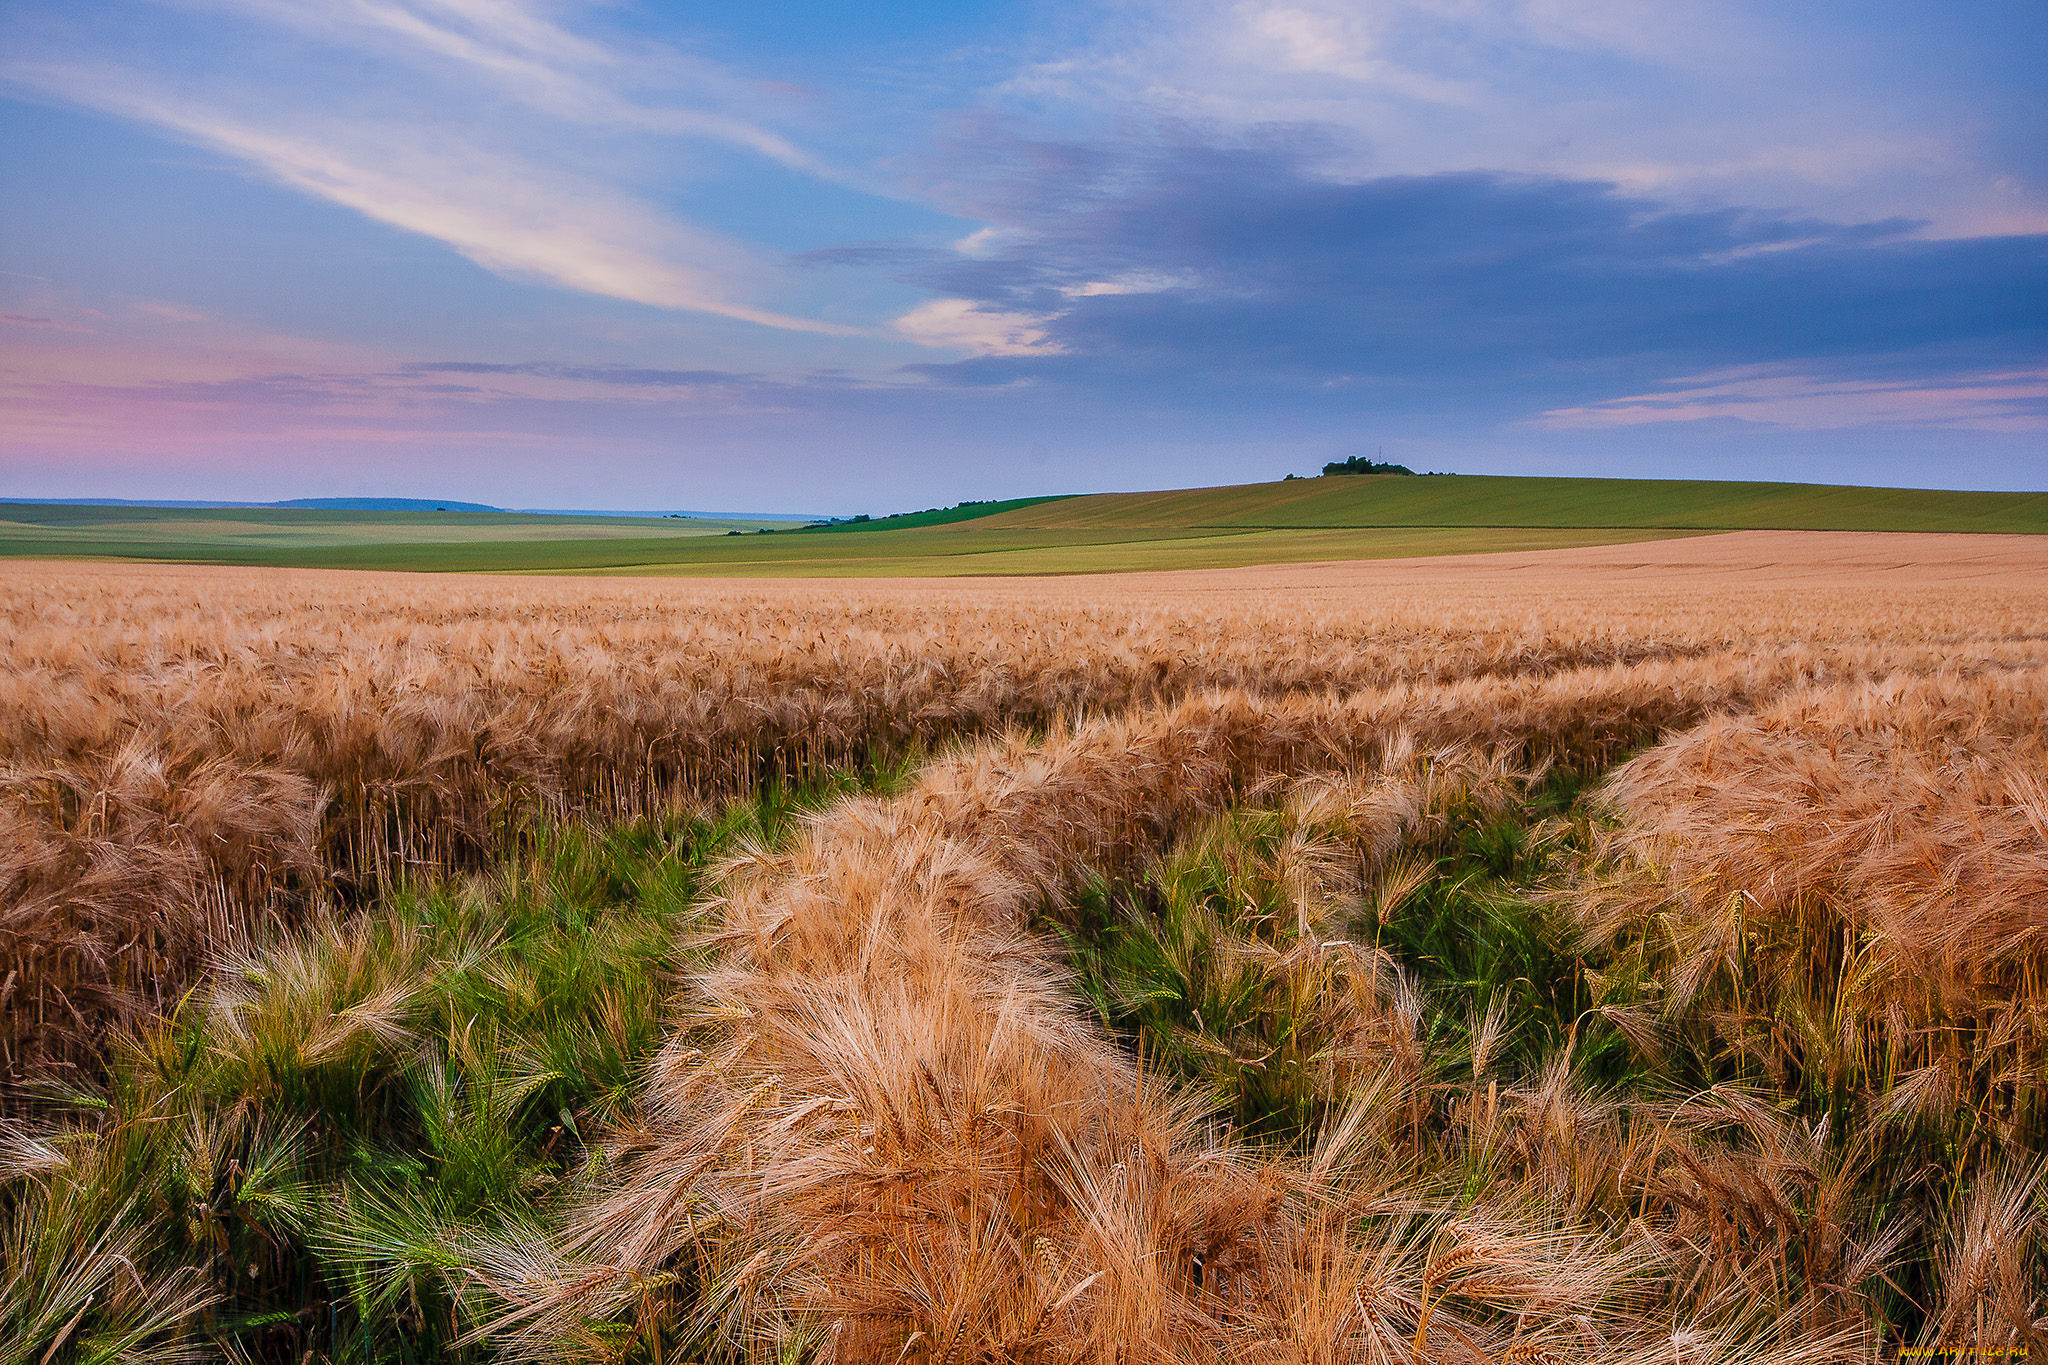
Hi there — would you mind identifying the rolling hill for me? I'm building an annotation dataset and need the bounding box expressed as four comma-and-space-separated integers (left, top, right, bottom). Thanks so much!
2, 474, 2042, 576
970, 474, 2048, 534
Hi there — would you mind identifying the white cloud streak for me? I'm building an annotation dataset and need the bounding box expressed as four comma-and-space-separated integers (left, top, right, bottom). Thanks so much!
894, 299, 1062, 356
170, 0, 832, 173
2, 2, 864, 333
1533, 365, 2048, 434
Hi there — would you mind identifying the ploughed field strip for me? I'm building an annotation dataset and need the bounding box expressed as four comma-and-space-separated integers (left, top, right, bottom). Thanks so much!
3, 533, 2048, 1363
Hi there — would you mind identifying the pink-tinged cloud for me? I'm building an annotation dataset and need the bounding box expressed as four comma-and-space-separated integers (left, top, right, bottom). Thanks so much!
0, 301, 829, 467
1, 312, 95, 333
1531, 365, 2048, 434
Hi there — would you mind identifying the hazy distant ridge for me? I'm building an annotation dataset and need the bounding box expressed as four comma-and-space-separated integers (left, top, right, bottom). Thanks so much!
1, 496, 821, 520
272, 497, 502, 512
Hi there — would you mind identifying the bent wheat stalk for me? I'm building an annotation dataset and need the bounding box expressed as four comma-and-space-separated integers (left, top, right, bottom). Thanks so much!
484, 661, 1871, 1363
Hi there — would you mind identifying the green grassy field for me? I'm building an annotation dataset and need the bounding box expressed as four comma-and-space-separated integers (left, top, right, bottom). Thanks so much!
4, 474, 2042, 575
0, 503, 781, 563
581, 525, 1686, 577
978, 473, 2048, 533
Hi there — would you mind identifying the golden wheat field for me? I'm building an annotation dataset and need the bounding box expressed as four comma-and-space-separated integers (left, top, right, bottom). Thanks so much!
3, 530, 2047, 1364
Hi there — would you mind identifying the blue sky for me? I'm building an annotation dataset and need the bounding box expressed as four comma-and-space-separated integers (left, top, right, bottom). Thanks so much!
1, 0, 2043, 510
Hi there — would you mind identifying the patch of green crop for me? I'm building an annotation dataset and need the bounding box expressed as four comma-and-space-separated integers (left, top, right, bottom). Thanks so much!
0, 772, 885, 1364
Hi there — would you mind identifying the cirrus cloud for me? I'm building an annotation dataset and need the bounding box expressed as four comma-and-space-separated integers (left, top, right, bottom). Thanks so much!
0, 3, 868, 334
1533, 365, 2048, 434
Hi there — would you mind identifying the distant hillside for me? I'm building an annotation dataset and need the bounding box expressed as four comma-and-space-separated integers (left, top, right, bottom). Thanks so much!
979, 475, 2048, 535
2, 496, 507, 512
0, 501, 786, 562
270, 497, 502, 512
4, 474, 2041, 577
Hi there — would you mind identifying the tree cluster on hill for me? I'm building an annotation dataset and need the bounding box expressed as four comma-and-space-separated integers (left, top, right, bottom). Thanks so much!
1321, 456, 1416, 476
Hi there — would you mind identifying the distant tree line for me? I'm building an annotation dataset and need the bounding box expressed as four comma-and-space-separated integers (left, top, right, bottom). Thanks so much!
803, 499, 1009, 531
